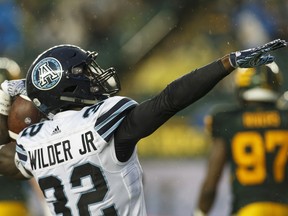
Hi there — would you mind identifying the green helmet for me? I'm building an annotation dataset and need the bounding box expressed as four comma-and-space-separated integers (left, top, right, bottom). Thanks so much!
234, 62, 282, 103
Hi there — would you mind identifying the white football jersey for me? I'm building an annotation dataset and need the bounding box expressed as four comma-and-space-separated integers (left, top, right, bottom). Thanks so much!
15, 96, 147, 216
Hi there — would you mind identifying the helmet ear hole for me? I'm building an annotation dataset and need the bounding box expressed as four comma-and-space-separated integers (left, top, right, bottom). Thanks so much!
71, 66, 83, 75
63, 85, 77, 93
90, 86, 100, 93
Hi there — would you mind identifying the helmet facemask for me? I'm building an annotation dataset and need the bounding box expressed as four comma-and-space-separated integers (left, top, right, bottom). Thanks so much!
85, 51, 121, 97
65, 51, 121, 104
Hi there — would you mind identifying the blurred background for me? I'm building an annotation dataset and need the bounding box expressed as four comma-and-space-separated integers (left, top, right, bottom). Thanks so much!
0, 0, 287, 215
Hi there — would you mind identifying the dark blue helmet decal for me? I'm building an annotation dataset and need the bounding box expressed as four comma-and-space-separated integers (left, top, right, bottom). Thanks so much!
31, 57, 63, 90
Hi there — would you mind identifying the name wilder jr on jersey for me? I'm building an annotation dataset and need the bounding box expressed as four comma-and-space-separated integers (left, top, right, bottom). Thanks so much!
26, 130, 97, 170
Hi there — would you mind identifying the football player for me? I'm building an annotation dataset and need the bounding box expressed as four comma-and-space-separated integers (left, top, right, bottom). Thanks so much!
0, 39, 286, 216
194, 62, 288, 216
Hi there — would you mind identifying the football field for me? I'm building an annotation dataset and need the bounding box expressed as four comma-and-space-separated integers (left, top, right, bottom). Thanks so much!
141, 158, 231, 216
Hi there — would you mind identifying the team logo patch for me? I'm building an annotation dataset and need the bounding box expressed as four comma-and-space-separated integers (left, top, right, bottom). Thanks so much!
31, 57, 63, 90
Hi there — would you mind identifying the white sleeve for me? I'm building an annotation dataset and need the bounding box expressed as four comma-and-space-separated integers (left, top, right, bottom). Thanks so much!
14, 153, 33, 179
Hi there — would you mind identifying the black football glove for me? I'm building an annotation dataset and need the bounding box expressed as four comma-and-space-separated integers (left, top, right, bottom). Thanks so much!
229, 39, 287, 68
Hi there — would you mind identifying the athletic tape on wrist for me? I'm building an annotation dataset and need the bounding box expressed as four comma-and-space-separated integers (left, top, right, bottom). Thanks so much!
0, 89, 11, 115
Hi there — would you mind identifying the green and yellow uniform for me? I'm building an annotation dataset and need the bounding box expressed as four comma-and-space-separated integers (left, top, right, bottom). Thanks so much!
210, 103, 288, 215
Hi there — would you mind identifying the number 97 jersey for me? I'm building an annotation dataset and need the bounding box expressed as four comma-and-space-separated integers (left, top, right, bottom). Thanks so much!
15, 96, 146, 216
207, 103, 288, 213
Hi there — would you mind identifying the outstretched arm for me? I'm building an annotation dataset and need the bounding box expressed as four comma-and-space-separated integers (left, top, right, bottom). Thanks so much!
115, 58, 229, 161
115, 39, 287, 162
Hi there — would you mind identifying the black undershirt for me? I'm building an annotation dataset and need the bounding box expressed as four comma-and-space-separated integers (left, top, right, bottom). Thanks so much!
114, 59, 230, 162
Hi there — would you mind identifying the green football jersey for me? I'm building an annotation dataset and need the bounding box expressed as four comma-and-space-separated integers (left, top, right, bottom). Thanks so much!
209, 103, 288, 213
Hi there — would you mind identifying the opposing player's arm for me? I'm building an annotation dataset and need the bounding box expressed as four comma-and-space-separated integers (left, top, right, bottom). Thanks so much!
194, 137, 227, 215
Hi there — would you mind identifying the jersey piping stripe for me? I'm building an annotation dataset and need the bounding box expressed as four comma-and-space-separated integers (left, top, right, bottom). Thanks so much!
95, 100, 137, 142
95, 98, 136, 130
95, 100, 136, 131
95, 99, 137, 142
100, 115, 126, 142
97, 98, 136, 124
16, 144, 27, 162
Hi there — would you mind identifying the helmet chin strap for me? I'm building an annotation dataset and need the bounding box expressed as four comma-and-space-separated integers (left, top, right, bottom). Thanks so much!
47, 112, 55, 120
60, 96, 99, 105
44, 96, 101, 120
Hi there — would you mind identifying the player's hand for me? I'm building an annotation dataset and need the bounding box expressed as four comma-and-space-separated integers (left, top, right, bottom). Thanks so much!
0, 79, 26, 116
1, 79, 26, 97
229, 39, 287, 68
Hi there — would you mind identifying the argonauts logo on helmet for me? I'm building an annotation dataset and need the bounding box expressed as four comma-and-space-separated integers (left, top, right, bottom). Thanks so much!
31, 57, 63, 90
